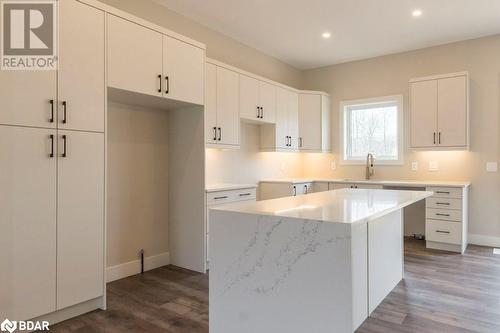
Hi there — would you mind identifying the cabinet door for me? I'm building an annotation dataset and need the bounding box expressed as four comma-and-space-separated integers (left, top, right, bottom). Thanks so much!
0, 126, 56, 320
410, 80, 438, 148
59, 0, 105, 132
259, 81, 276, 123
107, 15, 163, 97
299, 94, 322, 150
217, 67, 240, 146
288, 91, 299, 149
57, 131, 104, 309
0, 71, 56, 128
205, 63, 217, 144
275, 87, 290, 149
163, 36, 204, 105
239, 74, 260, 121
437, 76, 467, 147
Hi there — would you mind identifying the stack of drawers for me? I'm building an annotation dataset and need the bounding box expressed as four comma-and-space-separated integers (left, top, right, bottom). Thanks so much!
425, 186, 468, 253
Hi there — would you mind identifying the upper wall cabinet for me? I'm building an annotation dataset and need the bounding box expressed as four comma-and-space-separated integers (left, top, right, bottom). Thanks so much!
240, 75, 276, 123
298, 92, 331, 152
108, 15, 204, 105
410, 72, 469, 150
59, 0, 105, 132
260, 87, 299, 151
205, 62, 240, 147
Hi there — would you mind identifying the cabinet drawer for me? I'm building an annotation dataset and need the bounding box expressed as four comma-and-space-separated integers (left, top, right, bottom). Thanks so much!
426, 219, 462, 245
233, 188, 257, 201
207, 188, 256, 205
426, 186, 462, 199
426, 197, 462, 210
426, 208, 462, 222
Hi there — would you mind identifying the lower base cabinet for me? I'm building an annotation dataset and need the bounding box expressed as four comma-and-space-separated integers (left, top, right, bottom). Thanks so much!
0, 126, 105, 320
259, 181, 313, 200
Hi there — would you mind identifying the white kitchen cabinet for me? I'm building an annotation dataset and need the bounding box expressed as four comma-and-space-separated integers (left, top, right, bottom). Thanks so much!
108, 14, 163, 97
163, 35, 204, 105
205, 62, 240, 147
57, 131, 104, 309
0, 126, 57, 320
260, 87, 299, 151
239, 75, 276, 123
329, 183, 384, 190
298, 92, 331, 152
410, 72, 469, 149
59, 0, 105, 132
259, 181, 313, 200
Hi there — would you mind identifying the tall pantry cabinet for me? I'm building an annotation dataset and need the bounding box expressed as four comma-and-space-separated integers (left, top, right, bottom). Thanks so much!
0, 0, 105, 321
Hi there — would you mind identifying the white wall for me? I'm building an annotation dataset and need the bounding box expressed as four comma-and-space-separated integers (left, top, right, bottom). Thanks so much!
301, 35, 500, 244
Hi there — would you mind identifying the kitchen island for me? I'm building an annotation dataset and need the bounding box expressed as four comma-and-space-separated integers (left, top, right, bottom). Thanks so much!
209, 188, 432, 333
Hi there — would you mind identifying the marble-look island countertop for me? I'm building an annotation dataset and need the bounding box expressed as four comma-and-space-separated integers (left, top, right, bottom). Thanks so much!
212, 188, 433, 224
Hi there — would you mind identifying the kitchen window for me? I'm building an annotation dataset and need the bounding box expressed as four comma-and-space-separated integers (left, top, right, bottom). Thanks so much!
340, 95, 403, 165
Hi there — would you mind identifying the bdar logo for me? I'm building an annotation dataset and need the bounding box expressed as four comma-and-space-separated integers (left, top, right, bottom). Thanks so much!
0, 319, 17, 333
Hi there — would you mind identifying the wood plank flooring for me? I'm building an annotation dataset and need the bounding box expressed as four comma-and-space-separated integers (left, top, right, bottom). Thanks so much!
50, 239, 500, 333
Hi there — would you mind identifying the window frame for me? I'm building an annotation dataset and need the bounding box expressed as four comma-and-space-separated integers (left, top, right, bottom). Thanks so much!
339, 95, 404, 165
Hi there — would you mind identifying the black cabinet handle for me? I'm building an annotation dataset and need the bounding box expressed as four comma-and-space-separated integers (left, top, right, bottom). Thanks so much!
239, 193, 252, 197
436, 191, 451, 194
62, 101, 67, 124
436, 230, 450, 234
61, 135, 67, 158
214, 196, 228, 200
158, 74, 162, 93
218, 127, 222, 141
436, 213, 451, 217
436, 202, 450, 206
165, 76, 170, 94
256, 106, 260, 118
49, 100, 54, 123
304, 184, 308, 193
49, 134, 54, 158
438, 132, 441, 144
293, 185, 297, 196
433, 132, 436, 144
299, 137, 303, 148
261, 107, 264, 119
213, 127, 217, 141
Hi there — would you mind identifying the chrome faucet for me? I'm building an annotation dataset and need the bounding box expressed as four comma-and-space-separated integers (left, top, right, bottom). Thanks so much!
366, 153, 375, 180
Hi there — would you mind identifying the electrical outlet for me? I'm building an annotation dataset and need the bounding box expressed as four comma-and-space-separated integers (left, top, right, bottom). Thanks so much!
429, 161, 439, 171
486, 162, 498, 173
411, 161, 418, 171
331, 161, 337, 171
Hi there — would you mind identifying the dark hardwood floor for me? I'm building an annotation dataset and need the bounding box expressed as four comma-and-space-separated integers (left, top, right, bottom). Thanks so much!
50, 239, 500, 333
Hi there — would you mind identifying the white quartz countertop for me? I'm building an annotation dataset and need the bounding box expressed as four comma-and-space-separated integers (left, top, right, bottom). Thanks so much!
206, 183, 257, 192
212, 188, 433, 224
260, 178, 470, 188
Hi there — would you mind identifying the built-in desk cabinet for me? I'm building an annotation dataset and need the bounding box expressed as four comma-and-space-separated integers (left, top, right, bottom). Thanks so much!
410, 72, 469, 150
108, 15, 204, 105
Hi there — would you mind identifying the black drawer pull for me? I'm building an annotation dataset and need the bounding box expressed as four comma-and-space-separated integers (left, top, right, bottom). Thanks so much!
239, 193, 252, 197
436, 230, 450, 234
49, 100, 54, 123
214, 196, 228, 200
436, 202, 450, 206
436, 191, 451, 194
436, 213, 450, 217
49, 134, 54, 158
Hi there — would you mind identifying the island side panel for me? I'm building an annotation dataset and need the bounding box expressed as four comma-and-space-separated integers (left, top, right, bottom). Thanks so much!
351, 221, 368, 330
209, 210, 356, 333
368, 209, 404, 314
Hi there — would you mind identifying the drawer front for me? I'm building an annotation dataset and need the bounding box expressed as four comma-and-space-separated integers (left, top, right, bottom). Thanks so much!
426, 197, 462, 210
426, 208, 462, 222
426, 219, 462, 245
427, 186, 463, 199
233, 188, 257, 201
207, 188, 257, 206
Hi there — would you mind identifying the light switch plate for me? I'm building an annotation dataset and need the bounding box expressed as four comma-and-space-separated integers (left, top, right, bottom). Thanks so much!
486, 162, 498, 173
331, 161, 337, 171
429, 161, 439, 171
411, 162, 418, 171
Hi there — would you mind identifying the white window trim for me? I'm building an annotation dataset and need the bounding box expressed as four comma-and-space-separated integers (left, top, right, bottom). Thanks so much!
339, 95, 404, 166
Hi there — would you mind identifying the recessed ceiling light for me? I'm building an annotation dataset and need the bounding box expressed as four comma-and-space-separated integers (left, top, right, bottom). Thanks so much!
322, 32, 331, 39
412, 9, 422, 17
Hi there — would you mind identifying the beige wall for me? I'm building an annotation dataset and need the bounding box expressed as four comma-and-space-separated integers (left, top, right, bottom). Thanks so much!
301, 35, 500, 241
107, 102, 169, 267
98, 0, 302, 88
206, 123, 303, 185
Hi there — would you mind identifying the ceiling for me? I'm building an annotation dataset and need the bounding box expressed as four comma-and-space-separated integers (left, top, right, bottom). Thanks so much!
153, 0, 500, 69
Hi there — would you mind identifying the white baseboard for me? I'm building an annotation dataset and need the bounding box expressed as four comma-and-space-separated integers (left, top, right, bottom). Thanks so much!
106, 252, 170, 282
468, 234, 500, 248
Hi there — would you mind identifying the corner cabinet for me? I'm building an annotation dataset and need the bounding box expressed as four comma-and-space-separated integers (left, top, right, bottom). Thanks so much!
107, 14, 204, 105
298, 92, 331, 152
410, 72, 469, 150
260, 86, 299, 151
205, 62, 240, 147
